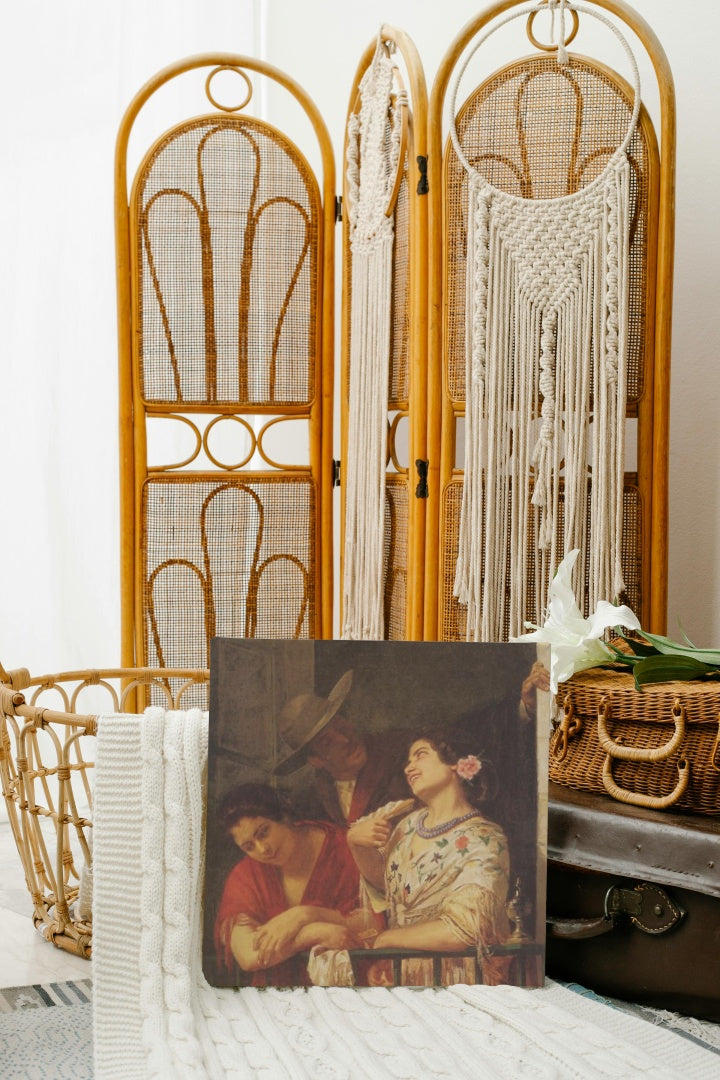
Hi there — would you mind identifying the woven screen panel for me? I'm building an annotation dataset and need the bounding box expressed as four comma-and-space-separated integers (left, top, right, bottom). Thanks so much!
135, 117, 319, 406
390, 166, 410, 405
439, 479, 642, 642
445, 56, 649, 406
383, 476, 409, 640
142, 475, 316, 671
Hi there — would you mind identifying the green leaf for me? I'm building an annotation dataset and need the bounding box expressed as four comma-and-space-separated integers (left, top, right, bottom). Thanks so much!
632, 654, 719, 690
636, 630, 720, 666
616, 635, 659, 658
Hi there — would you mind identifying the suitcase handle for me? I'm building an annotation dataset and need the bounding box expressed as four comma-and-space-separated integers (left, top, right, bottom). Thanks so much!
547, 883, 685, 939
597, 698, 686, 762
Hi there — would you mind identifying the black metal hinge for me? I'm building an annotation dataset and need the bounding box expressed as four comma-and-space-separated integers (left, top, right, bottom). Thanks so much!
415, 459, 429, 498
335, 195, 343, 222
332, 459, 341, 487
416, 156, 429, 196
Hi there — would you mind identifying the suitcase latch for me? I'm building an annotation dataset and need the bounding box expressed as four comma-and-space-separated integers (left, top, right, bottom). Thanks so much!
605, 882, 685, 935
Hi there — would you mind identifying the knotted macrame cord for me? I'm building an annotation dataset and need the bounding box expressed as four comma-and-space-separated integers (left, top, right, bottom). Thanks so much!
449, 1, 641, 640
342, 37, 406, 639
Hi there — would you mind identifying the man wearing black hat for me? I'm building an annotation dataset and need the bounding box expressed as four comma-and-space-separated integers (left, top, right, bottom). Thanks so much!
273, 671, 410, 825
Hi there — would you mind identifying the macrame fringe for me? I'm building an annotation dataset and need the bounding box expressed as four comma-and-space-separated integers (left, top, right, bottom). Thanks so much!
342, 41, 402, 640
446, 1, 641, 642
453, 157, 633, 641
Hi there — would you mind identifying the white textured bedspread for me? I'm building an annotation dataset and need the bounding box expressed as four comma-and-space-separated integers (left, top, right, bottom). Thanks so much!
92, 709, 717, 1079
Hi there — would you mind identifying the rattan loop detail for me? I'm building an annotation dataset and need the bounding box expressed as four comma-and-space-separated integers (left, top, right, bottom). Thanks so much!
597, 697, 687, 763
527, 4, 579, 52
150, 415, 203, 472
256, 417, 306, 472
602, 754, 690, 809
203, 415, 257, 471
551, 697, 583, 761
205, 66, 253, 113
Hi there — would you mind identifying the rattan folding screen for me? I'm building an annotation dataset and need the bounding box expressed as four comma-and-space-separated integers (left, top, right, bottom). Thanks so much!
116, 2, 674, 670
116, 56, 335, 691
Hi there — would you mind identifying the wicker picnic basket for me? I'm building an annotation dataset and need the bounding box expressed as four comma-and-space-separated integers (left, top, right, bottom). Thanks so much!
0, 661, 209, 958
551, 667, 720, 815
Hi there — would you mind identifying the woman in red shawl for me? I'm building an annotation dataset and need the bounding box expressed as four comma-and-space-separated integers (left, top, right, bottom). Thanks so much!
214, 783, 362, 986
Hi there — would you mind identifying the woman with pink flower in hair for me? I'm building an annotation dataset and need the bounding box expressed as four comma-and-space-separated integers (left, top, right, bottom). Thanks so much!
347, 727, 511, 985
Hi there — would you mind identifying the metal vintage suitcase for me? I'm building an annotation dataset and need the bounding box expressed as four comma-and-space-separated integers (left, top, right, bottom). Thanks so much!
546, 782, 720, 1021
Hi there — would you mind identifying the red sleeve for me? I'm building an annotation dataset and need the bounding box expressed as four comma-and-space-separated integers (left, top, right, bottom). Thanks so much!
214, 858, 274, 973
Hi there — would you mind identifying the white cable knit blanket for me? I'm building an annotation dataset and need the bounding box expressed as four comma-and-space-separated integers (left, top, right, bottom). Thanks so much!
92, 709, 717, 1079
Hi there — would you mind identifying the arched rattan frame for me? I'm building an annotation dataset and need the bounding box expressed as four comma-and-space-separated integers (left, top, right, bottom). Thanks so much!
115, 55, 336, 678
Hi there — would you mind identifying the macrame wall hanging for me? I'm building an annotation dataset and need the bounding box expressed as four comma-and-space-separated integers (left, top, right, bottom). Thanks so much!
450, 0, 641, 641
342, 37, 407, 639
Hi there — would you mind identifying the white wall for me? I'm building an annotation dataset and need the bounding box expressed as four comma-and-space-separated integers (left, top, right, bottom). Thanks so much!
0, 0, 263, 674
0, 0, 718, 677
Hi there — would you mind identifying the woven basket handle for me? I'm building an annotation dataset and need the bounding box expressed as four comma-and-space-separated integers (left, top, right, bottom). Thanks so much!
597, 698, 686, 762
601, 755, 690, 809
597, 698, 690, 809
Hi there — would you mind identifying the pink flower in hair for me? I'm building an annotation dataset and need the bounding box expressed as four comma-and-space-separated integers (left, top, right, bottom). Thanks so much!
456, 755, 482, 781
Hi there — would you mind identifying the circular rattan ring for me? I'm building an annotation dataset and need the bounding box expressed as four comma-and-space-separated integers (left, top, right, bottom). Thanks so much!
527, 4, 580, 53
203, 415, 256, 470
205, 66, 253, 113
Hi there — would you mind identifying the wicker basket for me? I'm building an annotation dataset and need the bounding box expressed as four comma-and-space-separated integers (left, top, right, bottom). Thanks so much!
0, 662, 209, 957
551, 667, 720, 814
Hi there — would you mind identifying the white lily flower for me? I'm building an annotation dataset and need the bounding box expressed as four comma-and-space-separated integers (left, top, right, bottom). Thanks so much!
512, 549, 642, 694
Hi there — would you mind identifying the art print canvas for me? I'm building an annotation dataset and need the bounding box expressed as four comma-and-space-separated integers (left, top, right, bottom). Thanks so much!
203, 639, 550, 989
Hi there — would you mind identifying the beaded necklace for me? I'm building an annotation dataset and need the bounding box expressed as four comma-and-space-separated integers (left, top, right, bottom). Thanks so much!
414, 809, 480, 839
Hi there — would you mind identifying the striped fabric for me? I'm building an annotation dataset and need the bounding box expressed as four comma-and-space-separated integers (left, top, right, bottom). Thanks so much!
0, 978, 92, 1012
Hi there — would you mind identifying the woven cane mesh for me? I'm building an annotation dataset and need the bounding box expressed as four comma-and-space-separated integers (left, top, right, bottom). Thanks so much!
445, 56, 650, 405
440, 479, 642, 642
135, 116, 320, 406
384, 476, 409, 639
142, 476, 315, 688
390, 169, 410, 405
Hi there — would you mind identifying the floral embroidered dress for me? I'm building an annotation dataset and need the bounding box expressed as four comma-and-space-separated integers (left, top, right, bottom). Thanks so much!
372, 807, 511, 984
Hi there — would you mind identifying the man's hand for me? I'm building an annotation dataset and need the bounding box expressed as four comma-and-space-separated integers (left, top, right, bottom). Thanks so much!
520, 660, 550, 717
